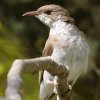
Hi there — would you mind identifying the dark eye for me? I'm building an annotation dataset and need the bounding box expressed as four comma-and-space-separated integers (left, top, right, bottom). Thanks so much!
45, 10, 52, 15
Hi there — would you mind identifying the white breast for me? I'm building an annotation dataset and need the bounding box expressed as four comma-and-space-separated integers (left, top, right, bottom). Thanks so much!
50, 20, 89, 85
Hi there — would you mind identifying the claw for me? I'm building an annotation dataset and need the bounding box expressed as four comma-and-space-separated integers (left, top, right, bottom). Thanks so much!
46, 79, 54, 84
68, 84, 72, 91
67, 83, 72, 98
53, 87, 57, 94
59, 63, 64, 67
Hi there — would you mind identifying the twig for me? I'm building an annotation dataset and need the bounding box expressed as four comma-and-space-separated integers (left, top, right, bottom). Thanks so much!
5, 56, 70, 100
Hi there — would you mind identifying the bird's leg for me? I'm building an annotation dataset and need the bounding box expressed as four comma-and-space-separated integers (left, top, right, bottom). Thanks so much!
66, 82, 72, 99
53, 76, 72, 100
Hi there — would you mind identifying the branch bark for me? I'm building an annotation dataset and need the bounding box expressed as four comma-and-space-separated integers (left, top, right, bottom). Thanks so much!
5, 56, 70, 100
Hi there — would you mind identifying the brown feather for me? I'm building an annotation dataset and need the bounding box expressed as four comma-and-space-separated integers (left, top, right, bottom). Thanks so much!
39, 36, 54, 84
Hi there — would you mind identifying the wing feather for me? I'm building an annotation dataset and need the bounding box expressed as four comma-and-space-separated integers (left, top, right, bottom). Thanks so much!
39, 37, 53, 84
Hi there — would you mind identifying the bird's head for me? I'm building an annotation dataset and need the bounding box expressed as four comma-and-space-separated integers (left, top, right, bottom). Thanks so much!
23, 4, 74, 27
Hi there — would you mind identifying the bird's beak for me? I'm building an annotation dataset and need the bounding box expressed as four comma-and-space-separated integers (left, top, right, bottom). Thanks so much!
22, 11, 38, 16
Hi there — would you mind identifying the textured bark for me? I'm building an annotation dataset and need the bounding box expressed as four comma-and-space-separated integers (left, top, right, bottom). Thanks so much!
5, 56, 70, 100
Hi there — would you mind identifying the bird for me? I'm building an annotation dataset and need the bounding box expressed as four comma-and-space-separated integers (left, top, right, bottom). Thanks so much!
23, 4, 90, 100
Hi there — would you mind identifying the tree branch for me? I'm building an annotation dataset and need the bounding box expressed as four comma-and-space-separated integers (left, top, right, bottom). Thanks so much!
5, 56, 70, 100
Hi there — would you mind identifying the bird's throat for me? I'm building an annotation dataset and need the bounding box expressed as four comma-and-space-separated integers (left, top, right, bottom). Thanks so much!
50, 20, 75, 36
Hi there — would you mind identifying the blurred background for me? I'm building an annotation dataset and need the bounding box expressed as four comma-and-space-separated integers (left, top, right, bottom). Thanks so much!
0, 0, 100, 100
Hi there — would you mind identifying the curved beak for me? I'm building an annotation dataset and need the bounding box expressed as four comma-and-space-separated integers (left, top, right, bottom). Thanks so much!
22, 11, 38, 16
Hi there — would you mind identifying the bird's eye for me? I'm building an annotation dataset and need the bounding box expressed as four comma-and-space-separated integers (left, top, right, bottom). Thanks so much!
45, 10, 52, 15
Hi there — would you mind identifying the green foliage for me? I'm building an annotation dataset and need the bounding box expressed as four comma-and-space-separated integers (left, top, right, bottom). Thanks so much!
22, 74, 39, 100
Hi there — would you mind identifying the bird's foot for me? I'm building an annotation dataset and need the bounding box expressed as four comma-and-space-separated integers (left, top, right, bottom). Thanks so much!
46, 79, 54, 85
66, 83, 72, 98
59, 63, 69, 70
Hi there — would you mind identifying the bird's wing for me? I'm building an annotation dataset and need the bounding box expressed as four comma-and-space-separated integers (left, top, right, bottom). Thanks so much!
39, 37, 53, 84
